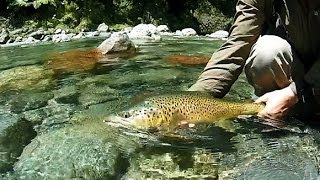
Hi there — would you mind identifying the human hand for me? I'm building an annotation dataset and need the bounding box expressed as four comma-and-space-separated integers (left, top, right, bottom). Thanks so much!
255, 86, 298, 120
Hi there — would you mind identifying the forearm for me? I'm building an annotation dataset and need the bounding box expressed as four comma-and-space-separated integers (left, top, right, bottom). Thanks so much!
189, 0, 266, 97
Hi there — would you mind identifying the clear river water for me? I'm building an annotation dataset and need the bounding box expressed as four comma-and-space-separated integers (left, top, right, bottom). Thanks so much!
0, 37, 319, 179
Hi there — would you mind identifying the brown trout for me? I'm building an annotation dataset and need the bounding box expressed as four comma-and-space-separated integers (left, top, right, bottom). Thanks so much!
105, 92, 264, 130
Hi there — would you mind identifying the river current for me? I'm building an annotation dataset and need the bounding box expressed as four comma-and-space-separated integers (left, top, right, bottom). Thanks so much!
0, 37, 319, 179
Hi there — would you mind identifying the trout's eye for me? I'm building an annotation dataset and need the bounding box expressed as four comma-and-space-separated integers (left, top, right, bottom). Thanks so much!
118, 111, 131, 118
123, 112, 130, 118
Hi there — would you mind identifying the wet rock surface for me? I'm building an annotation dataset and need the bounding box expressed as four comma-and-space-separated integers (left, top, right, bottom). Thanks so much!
0, 66, 54, 92
165, 54, 210, 65
0, 113, 37, 173
13, 120, 138, 179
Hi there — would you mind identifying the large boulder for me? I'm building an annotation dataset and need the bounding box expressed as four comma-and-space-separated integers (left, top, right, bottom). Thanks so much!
97, 32, 136, 55
128, 24, 160, 40
14, 119, 139, 179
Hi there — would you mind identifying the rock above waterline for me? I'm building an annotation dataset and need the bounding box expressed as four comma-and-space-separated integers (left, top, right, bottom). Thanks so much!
97, 23, 109, 33
0, 29, 9, 44
52, 32, 72, 43
156, 25, 170, 33
181, 28, 197, 36
97, 32, 136, 55
28, 30, 48, 40
207, 30, 229, 39
128, 24, 160, 40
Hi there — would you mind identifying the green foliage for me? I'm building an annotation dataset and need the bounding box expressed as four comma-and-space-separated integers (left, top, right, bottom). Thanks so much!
4, 0, 236, 34
8, 0, 56, 9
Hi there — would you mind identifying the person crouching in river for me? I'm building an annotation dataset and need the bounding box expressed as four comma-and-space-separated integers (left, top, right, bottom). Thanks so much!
189, 0, 320, 122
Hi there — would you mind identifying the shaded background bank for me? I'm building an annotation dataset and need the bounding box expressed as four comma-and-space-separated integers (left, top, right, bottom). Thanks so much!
0, 0, 235, 34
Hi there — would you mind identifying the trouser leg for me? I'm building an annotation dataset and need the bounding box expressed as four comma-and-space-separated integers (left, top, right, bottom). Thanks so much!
244, 35, 305, 96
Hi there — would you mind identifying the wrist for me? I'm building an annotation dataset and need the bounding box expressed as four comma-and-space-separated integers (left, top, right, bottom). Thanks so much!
284, 86, 298, 105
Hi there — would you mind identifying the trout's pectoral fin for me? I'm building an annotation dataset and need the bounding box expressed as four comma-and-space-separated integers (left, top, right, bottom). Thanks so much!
170, 111, 194, 129
214, 119, 236, 133
177, 121, 196, 128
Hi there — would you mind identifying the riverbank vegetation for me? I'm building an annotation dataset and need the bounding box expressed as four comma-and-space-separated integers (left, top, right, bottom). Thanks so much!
0, 0, 236, 34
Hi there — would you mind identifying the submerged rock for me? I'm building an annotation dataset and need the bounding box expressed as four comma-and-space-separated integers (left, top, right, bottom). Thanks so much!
14, 120, 138, 179
46, 49, 104, 73
0, 66, 54, 92
123, 148, 220, 179
165, 54, 210, 65
8, 91, 54, 113
0, 113, 36, 173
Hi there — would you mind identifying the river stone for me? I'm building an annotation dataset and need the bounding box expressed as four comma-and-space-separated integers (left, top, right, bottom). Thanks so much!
128, 24, 159, 39
28, 30, 47, 40
13, 120, 135, 179
52, 33, 71, 43
0, 30, 9, 44
207, 30, 229, 39
25, 37, 40, 44
22, 99, 75, 133
123, 149, 219, 179
218, 124, 320, 179
156, 25, 170, 33
85, 31, 100, 38
8, 92, 54, 113
97, 23, 109, 33
14, 36, 23, 43
53, 85, 80, 104
175, 30, 183, 36
54, 29, 62, 34
0, 113, 36, 173
10, 28, 24, 36
78, 83, 119, 107
181, 28, 197, 36
72, 32, 85, 40
42, 35, 52, 42
97, 32, 136, 55
0, 66, 54, 93
99, 32, 112, 38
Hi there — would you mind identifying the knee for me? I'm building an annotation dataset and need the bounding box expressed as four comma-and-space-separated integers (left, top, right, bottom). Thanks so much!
245, 35, 292, 95
246, 35, 292, 70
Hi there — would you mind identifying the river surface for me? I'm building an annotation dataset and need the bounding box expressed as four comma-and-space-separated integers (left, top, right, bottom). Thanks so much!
0, 37, 319, 179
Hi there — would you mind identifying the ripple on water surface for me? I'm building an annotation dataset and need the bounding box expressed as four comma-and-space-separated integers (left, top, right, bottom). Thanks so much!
0, 37, 319, 179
